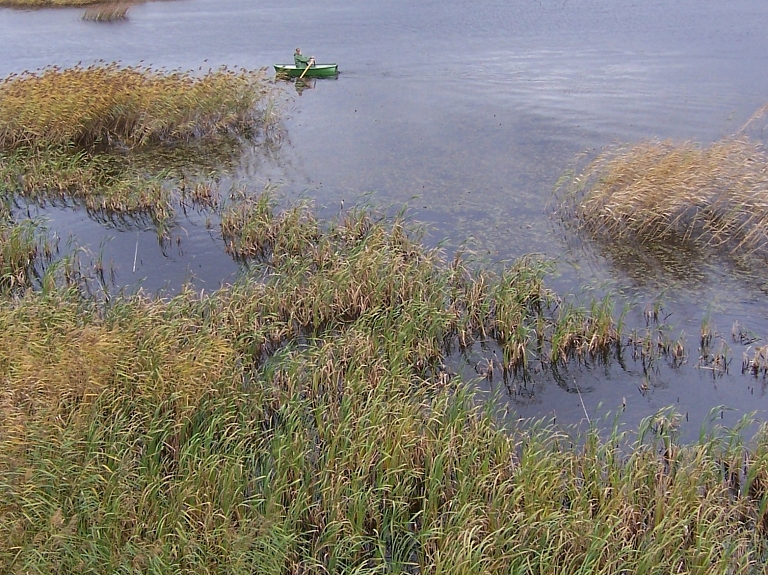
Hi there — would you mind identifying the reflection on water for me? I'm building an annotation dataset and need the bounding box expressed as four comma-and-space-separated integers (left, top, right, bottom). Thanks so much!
3, 0, 768, 433
293, 77, 315, 95
275, 75, 342, 96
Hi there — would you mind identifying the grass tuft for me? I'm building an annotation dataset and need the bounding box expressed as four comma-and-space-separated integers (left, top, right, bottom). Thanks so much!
1, 0, 101, 5
558, 134, 768, 259
82, 3, 130, 21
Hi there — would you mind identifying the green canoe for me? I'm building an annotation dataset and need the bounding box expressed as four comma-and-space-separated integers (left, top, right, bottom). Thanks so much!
274, 64, 339, 78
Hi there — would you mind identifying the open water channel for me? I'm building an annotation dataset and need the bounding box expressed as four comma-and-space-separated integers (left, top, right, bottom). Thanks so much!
3, 0, 768, 439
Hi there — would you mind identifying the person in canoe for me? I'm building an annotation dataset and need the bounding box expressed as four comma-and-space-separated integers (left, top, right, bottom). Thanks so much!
294, 48, 315, 69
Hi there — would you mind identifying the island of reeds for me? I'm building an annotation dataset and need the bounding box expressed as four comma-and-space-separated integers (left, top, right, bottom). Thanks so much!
2, 64, 768, 573
0, 63, 274, 226
81, 3, 130, 22
556, 105, 768, 264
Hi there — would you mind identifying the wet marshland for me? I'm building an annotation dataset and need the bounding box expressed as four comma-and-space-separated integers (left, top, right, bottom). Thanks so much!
4, 0, 768, 438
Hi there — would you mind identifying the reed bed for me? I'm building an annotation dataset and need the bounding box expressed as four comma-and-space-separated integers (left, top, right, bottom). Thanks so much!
559, 137, 768, 257
0, 146, 175, 222
82, 3, 130, 21
1, 201, 768, 571
1, 0, 98, 6
0, 63, 271, 149
1, 282, 768, 572
0, 64, 274, 224
219, 192, 636, 377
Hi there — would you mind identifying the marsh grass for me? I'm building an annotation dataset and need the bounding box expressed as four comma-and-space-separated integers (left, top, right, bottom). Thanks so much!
0, 64, 273, 225
0, 143, 230, 226
220, 193, 684, 379
0, 218, 54, 292
0, 196, 57, 293
1, 290, 767, 572
558, 135, 768, 260
2, 202, 768, 571
221, 188, 320, 261
82, 2, 130, 20
0, 64, 271, 150
0, 146, 175, 222
1, 0, 99, 5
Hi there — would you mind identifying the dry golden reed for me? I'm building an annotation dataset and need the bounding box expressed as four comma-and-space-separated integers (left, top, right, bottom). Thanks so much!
0, 64, 272, 224
2, 0, 132, 7
0, 63, 270, 150
560, 136, 768, 256
82, 2, 130, 21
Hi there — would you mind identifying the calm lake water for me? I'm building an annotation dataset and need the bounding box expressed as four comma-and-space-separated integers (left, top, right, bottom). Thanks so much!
3, 0, 768, 438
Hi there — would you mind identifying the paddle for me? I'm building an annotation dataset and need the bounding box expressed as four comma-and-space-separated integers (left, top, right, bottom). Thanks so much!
299, 57, 315, 79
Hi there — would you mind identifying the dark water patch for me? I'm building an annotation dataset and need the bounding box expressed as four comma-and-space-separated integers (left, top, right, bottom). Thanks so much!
21, 201, 241, 295
463, 337, 768, 444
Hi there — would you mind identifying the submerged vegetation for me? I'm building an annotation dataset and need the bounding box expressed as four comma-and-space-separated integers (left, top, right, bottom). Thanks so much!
0, 146, 175, 219
3, 198, 768, 571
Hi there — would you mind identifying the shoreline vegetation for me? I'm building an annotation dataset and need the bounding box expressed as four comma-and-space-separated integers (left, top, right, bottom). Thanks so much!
2, 62, 768, 570
1, 0, 129, 7
4, 0, 137, 22
1, 196, 768, 571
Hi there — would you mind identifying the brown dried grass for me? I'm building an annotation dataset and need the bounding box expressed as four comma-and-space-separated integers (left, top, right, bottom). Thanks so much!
1, 0, 134, 7
82, 2, 130, 21
0, 63, 270, 150
562, 136, 768, 256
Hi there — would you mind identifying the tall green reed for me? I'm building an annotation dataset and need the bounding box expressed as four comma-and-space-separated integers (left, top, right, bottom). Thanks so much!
2, 201, 767, 573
